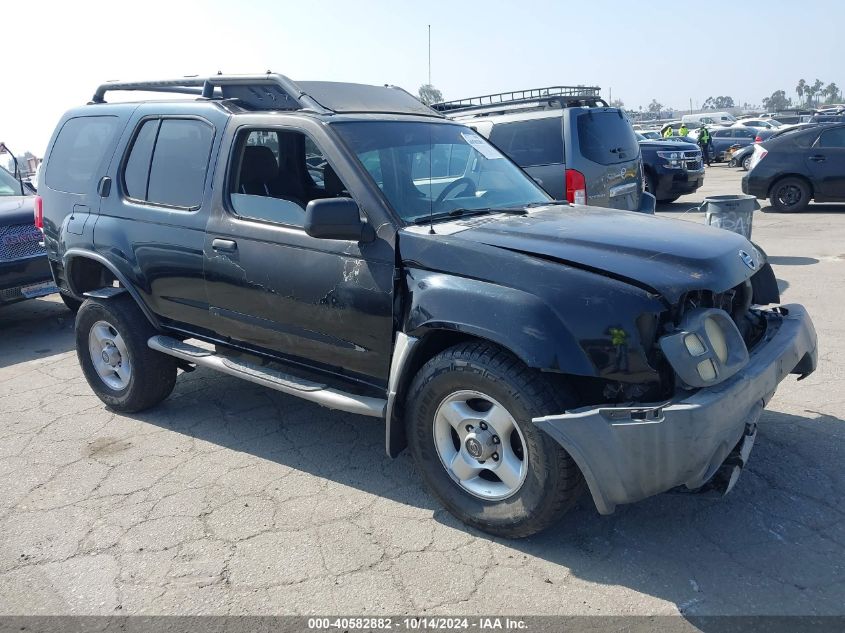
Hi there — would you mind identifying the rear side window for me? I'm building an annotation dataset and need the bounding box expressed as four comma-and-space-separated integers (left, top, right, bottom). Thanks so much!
46, 116, 119, 194
817, 127, 845, 148
122, 118, 214, 209
488, 118, 563, 167
576, 111, 639, 165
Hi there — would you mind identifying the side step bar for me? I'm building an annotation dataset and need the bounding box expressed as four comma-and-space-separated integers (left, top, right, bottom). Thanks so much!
148, 335, 386, 418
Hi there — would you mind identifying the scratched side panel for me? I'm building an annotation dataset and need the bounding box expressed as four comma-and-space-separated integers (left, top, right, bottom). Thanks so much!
204, 219, 395, 384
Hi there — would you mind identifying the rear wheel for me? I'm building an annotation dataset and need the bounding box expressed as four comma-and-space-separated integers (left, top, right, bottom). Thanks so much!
742, 155, 752, 171
406, 342, 584, 538
658, 195, 680, 203
76, 295, 177, 412
769, 177, 811, 212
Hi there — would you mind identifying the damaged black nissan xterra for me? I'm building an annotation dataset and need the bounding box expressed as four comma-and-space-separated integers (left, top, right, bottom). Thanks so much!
39, 75, 817, 537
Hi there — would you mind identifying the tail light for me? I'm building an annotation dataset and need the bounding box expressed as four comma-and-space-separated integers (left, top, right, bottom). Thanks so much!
755, 136, 762, 143
565, 169, 587, 205
34, 195, 44, 231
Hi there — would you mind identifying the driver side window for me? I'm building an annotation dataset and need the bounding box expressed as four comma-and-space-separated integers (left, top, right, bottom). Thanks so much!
228, 128, 351, 227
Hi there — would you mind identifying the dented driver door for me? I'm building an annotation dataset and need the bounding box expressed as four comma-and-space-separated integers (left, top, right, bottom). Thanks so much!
202, 122, 395, 387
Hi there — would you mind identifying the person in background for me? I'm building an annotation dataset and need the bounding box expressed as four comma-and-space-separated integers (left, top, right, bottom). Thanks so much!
697, 125, 713, 166
679, 123, 689, 137
661, 124, 674, 138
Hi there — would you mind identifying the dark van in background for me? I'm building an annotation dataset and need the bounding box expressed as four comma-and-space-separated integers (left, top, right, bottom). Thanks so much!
432, 87, 650, 212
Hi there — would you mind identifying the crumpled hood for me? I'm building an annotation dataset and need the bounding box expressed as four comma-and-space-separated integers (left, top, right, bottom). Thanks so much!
421, 206, 760, 305
0, 195, 35, 226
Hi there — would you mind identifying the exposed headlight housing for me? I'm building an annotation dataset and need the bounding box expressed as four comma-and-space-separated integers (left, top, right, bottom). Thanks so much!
659, 308, 749, 389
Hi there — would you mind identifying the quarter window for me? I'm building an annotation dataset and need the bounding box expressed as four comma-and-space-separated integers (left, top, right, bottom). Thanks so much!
122, 118, 214, 209
817, 127, 845, 148
46, 116, 120, 194
489, 118, 563, 167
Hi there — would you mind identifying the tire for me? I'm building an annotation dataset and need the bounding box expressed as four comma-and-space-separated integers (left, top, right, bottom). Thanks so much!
658, 196, 680, 203
769, 177, 811, 212
59, 292, 82, 313
406, 341, 584, 538
76, 295, 177, 413
643, 170, 654, 196
742, 155, 752, 171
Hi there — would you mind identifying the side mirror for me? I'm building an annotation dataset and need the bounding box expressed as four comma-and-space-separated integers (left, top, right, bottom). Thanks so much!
304, 197, 374, 242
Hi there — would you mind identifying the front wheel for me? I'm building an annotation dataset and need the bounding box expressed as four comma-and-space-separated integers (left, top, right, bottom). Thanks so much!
406, 342, 584, 538
76, 295, 177, 412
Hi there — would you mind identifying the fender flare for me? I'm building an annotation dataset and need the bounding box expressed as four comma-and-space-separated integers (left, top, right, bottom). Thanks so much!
63, 249, 161, 329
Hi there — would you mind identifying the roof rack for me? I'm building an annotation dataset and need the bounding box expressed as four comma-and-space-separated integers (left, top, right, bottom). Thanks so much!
431, 86, 606, 115
90, 74, 328, 112
89, 73, 440, 117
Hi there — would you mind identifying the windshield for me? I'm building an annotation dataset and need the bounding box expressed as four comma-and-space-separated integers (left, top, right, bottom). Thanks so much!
0, 166, 22, 196
331, 121, 550, 223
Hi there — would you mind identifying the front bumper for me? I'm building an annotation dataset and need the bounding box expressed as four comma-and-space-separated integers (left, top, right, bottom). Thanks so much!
534, 304, 817, 514
654, 169, 704, 198
0, 255, 57, 304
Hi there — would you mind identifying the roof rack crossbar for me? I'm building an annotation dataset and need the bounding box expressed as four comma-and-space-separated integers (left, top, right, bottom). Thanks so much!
431, 85, 604, 113
90, 74, 329, 113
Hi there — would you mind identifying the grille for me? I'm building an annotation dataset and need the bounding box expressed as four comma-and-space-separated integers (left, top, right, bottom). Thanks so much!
0, 286, 24, 301
0, 224, 46, 262
682, 150, 703, 171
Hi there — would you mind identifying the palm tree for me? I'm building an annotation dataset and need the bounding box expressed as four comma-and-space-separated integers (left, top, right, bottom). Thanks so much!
796, 79, 806, 106
810, 79, 825, 107
824, 82, 840, 104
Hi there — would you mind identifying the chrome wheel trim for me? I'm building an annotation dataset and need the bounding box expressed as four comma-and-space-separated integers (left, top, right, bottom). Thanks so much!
432, 390, 529, 501
88, 320, 131, 390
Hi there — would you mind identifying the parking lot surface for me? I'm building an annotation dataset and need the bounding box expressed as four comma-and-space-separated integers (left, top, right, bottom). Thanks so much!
0, 166, 843, 617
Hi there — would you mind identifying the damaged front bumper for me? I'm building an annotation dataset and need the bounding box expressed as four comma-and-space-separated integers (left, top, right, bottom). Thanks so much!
534, 304, 817, 515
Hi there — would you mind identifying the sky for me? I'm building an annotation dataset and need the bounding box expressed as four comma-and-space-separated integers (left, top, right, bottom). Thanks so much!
2, 0, 842, 159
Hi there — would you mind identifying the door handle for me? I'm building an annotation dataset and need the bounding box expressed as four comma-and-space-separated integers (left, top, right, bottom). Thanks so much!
809, 155, 826, 162
212, 238, 237, 252
97, 176, 112, 197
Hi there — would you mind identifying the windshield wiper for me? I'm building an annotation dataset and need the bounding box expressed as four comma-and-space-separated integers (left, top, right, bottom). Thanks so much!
411, 204, 556, 225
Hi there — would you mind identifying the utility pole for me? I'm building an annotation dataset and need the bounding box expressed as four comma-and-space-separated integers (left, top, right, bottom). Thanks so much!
428, 25, 431, 86
689, 97, 693, 114
609, 87, 612, 104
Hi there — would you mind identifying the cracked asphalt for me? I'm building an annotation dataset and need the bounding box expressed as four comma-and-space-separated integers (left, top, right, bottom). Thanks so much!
0, 167, 843, 617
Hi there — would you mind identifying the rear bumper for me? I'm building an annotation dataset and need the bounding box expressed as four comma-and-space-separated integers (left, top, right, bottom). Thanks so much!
534, 304, 817, 514
0, 255, 56, 304
742, 174, 768, 199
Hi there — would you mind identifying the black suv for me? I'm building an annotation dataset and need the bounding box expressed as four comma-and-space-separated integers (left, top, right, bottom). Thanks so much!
433, 87, 653, 213
635, 133, 704, 203
41, 74, 817, 538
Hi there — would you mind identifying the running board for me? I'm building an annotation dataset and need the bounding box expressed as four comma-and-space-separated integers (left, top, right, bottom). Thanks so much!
148, 335, 386, 418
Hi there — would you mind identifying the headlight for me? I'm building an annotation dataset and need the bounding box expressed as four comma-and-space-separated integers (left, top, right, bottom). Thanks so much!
657, 151, 684, 169
659, 308, 749, 389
